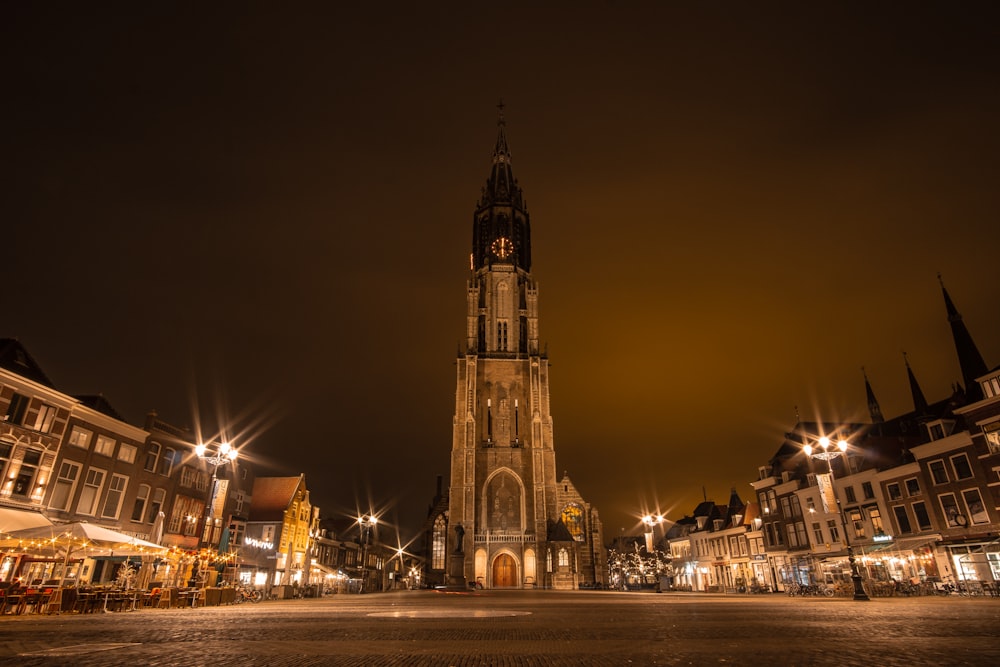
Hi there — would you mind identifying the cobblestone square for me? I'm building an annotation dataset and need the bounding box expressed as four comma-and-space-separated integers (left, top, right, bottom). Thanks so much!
2, 590, 999, 666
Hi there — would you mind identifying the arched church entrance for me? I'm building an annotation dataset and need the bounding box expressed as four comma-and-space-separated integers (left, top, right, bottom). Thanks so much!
491, 553, 518, 588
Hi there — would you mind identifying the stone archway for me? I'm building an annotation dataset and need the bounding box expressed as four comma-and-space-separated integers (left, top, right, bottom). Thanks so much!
492, 553, 518, 588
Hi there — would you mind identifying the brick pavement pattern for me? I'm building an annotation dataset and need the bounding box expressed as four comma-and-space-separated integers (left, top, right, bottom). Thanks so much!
2, 590, 999, 666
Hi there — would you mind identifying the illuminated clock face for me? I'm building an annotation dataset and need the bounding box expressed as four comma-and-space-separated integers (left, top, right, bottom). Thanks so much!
491, 237, 514, 259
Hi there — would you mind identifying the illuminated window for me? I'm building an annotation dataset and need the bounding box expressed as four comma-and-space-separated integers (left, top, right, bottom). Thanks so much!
117, 443, 137, 464
432, 515, 446, 570
50, 461, 81, 511
94, 435, 115, 457
12, 449, 41, 498
561, 505, 584, 541
33, 404, 57, 433
984, 422, 1000, 455
558, 548, 569, 567
849, 509, 865, 539
68, 426, 93, 450
868, 506, 885, 535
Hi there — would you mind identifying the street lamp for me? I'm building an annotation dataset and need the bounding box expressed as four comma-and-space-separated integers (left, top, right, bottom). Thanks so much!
357, 514, 377, 593
195, 441, 239, 550
803, 436, 870, 601
641, 514, 665, 554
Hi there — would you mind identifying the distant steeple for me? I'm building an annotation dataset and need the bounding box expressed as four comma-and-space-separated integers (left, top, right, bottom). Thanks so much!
863, 367, 884, 423
939, 275, 988, 402
904, 352, 929, 416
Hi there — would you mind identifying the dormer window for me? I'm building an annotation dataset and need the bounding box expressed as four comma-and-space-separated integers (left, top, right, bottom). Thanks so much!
981, 374, 1000, 398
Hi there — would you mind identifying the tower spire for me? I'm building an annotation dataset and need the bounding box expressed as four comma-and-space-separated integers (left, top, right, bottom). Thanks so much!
904, 352, 929, 416
939, 274, 988, 401
863, 367, 884, 423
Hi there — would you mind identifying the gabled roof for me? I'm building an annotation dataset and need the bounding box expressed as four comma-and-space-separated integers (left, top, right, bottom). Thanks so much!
75, 394, 126, 422
547, 518, 576, 542
0, 338, 55, 388
248, 475, 304, 522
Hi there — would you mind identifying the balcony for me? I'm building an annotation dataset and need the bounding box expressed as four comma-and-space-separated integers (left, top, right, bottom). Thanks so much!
474, 531, 536, 544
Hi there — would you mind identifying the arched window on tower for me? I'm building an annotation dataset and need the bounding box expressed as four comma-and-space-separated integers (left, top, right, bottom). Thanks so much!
497, 320, 508, 351
432, 515, 447, 570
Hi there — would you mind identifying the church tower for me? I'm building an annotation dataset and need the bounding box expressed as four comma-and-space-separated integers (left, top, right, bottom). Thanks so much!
444, 108, 604, 589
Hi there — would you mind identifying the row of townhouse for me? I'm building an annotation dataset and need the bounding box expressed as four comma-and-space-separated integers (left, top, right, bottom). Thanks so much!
0, 338, 318, 590
664, 282, 999, 595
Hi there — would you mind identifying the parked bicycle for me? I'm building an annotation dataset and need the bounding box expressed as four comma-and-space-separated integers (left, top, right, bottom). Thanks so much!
233, 583, 261, 603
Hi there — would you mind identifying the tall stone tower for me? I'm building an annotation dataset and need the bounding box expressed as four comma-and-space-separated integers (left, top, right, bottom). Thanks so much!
445, 108, 605, 589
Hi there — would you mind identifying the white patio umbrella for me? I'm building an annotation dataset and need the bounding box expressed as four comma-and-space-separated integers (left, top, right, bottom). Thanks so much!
0, 507, 53, 533
0, 521, 168, 570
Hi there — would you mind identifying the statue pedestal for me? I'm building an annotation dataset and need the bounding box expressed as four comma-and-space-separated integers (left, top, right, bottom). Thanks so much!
447, 552, 467, 590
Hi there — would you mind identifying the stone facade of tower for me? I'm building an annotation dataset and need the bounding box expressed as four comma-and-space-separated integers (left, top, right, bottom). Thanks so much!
441, 112, 605, 590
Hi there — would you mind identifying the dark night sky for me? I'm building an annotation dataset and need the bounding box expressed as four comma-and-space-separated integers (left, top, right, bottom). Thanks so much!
4, 3, 999, 543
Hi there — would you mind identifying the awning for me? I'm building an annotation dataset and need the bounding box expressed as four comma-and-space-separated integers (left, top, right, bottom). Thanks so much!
310, 562, 341, 577
862, 536, 940, 555
0, 506, 53, 533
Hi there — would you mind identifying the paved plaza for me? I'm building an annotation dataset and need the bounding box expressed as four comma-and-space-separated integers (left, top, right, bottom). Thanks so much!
1, 590, 999, 666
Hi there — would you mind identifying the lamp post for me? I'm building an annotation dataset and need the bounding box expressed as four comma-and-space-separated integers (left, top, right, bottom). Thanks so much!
195, 441, 238, 551
357, 514, 377, 593
803, 436, 870, 601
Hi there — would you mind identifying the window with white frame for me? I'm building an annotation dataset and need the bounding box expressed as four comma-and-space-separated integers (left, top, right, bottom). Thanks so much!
144, 442, 160, 472
893, 506, 912, 534
558, 548, 569, 567
939, 493, 963, 528
826, 519, 840, 542
148, 488, 165, 523
68, 426, 93, 450
131, 484, 150, 522
905, 478, 921, 496
33, 404, 57, 433
869, 506, 885, 535
12, 449, 42, 498
50, 461, 81, 511
912, 501, 932, 531
962, 488, 989, 524
887, 483, 902, 500
157, 447, 175, 476
0, 441, 12, 483
928, 460, 949, 485
983, 421, 1000, 455
811, 522, 823, 543
100, 474, 128, 519
117, 443, 137, 464
94, 435, 115, 457
848, 508, 865, 539
951, 453, 974, 480
77, 468, 106, 515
